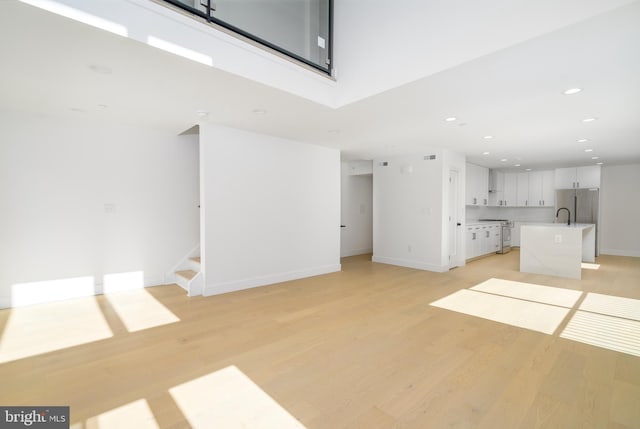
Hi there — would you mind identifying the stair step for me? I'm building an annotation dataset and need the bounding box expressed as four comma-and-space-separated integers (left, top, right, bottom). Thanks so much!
190, 256, 201, 264
176, 270, 197, 281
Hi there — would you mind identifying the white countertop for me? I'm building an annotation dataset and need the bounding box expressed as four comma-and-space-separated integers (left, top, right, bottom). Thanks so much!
466, 221, 502, 226
521, 223, 595, 229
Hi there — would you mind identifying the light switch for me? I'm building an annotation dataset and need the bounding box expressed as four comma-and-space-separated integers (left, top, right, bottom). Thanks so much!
317, 36, 326, 49
104, 203, 116, 214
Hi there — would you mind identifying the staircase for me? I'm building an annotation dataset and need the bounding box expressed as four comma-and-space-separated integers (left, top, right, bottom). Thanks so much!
174, 255, 203, 297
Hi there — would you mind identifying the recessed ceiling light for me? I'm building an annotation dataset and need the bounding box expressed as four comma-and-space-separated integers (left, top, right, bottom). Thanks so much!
525, 168, 532, 171
482, 151, 490, 155
563, 88, 582, 95
252, 108, 267, 115
69, 107, 86, 113
577, 139, 588, 143
500, 158, 508, 162
514, 164, 521, 167
582, 117, 597, 123
444, 117, 457, 122
596, 162, 604, 165
484, 135, 493, 140
97, 104, 108, 109
592, 156, 599, 160
584, 149, 593, 152
196, 110, 209, 117
327, 129, 341, 135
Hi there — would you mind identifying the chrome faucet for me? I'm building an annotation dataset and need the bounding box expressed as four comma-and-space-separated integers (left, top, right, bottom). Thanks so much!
556, 207, 571, 225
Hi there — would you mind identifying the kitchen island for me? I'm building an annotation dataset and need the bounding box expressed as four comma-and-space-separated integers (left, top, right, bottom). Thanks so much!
520, 223, 595, 279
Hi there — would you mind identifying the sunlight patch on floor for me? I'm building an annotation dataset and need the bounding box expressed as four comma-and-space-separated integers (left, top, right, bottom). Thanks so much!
471, 278, 582, 307
581, 262, 600, 270
433, 278, 640, 357
169, 365, 306, 428
85, 399, 159, 429
560, 311, 640, 357
0, 298, 112, 363
430, 289, 570, 334
105, 288, 180, 332
579, 293, 640, 321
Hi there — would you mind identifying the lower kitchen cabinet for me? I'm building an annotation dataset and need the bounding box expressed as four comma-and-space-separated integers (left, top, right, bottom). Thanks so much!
466, 223, 501, 260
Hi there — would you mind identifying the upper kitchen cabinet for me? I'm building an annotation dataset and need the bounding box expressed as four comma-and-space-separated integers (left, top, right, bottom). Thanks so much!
466, 163, 489, 206
489, 171, 519, 206
488, 170, 504, 206
516, 172, 529, 206
555, 166, 601, 189
503, 172, 518, 206
528, 170, 555, 206
489, 169, 554, 206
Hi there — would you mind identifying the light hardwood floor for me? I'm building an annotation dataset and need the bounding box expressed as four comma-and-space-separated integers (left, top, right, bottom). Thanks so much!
1, 250, 639, 428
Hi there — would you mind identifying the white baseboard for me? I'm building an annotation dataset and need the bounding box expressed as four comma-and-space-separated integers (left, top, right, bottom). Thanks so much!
203, 263, 341, 297
599, 248, 640, 257
341, 248, 373, 257
372, 255, 448, 273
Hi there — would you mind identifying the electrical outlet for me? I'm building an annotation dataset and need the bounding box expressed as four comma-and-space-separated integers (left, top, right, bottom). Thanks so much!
408, 245, 412, 252
554, 234, 562, 243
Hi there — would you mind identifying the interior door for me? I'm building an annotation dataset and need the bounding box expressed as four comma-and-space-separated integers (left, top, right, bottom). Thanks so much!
449, 169, 461, 268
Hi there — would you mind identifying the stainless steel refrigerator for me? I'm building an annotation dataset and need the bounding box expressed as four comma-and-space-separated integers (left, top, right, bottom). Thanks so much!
555, 188, 600, 255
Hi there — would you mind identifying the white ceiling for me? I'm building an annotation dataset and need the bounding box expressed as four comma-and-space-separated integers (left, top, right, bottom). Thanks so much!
1, 0, 639, 170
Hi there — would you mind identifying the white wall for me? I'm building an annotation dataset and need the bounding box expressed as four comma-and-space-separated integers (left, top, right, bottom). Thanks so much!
199, 124, 340, 295
0, 110, 200, 308
340, 162, 373, 257
373, 150, 464, 272
600, 163, 640, 256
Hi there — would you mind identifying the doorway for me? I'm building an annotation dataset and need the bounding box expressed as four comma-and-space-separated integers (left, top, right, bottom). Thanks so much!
448, 168, 462, 269
340, 162, 373, 258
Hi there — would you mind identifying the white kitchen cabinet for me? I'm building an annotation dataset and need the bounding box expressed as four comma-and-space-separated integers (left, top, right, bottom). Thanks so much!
466, 223, 501, 260
481, 225, 500, 254
491, 169, 555, 207
479, 225, 490, 254
528, 170, 555, 206
503, 173, 518, 206
466, 163, 489, 206
488, 170, 504, 206
517, 172, 529, 206
576, 166, 601, 188
541, 170, 555, 206
555, 166, 601, 189
465, 226, 480, 259
491, 225, 501, 252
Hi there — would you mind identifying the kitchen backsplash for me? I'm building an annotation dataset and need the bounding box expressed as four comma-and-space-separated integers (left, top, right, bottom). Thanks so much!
466, 206, 555, 223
